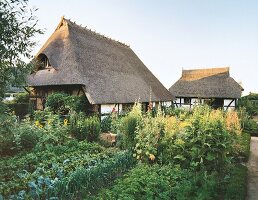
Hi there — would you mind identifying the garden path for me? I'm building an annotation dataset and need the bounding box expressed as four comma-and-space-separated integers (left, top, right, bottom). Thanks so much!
247, 137, 258, 200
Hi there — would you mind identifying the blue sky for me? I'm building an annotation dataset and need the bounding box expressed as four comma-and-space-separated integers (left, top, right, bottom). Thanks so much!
29, 0, 258, 95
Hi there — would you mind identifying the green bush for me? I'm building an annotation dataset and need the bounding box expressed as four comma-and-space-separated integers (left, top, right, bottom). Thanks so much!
134, 113, 164, 162
65, 95, 87, 113
0, 132, 16, 156
184, 107, 231, 172
118, 103, 142, 148
238, 107, 258, 133
0, 107, 17, 156
29, 110, 70, 149
45, 92, 69, 114
13, 92, 29, 103
174, 171, 221, 200
101, 115, 112, 133
45, 92, 88, 114
98, 164, 173, 200
159, 106, 232, 172
19, 124, 40, 150
98, 163, 245, 200
224, 164, 247, 200
6, 103, 30, 118
237, 93, 258, 116
164, 106, 190, 118
230, 131, 250, 163
71, 114, 101, 142
68, 111, 85, 136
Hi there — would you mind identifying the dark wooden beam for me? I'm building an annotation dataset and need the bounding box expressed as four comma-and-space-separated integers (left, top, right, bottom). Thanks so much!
225, 99, 235, 110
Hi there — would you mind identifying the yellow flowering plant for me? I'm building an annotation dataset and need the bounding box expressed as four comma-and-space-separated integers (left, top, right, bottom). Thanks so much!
64, 119, 68, 126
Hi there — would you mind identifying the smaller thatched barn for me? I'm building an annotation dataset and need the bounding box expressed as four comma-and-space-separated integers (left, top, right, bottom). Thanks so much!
169, 67, 243, 110
27, 17, 173, 114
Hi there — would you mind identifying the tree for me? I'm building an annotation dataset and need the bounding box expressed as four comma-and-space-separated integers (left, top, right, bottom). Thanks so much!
0, 0, 42, 98
237, 93, 258, 116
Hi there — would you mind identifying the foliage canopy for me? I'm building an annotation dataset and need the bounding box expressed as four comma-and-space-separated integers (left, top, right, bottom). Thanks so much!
0, 0, 42, 97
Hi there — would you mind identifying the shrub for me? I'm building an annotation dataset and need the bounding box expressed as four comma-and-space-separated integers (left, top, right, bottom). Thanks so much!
237, 93, 258, 116
230, 131, 251, 163
45, 92, 69, 114
45, 92, 88, 114
134, 113, 164, 162
18, 123, 40, 150
184, 107, 231, 172
0, 107, 18, 156
32, 111, 70, 149
13, 92, 29, 103
0, 131, 16, 156
174, 171, 221, 200
164, 106, 189, 119
98, 164, 174, 200
71, 113, 101, 142
224, 164, 247, 200
159, 116, 185, 164
159, 106, 232, 172
225, 111, 241, 135
82, 116, 101, 142
101, 115, 112, 133
65, 95, 88, 113
118, 103, 142, 148
68, 111, 85, 136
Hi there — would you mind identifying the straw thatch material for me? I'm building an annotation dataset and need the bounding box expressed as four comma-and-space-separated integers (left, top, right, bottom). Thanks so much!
28, 17, 173, 104
169, 67, 243, 98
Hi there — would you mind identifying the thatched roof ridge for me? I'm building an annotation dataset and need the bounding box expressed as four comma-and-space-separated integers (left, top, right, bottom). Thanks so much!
181, 67, 229, 81
169, 67, 243, 99
28, 17, 173, 104
65, 18, 130, 48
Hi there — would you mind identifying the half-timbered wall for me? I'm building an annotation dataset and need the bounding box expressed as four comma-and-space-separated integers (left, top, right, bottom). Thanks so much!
174, 97, 237, 110
30, 85, 86, 110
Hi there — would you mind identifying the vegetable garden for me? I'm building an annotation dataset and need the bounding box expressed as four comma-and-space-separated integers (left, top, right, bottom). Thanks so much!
0, 93, 251, 199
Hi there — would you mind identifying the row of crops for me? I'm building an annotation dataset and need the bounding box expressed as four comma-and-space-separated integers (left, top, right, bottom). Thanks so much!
0, 97, 251, 199
0, 141, 135, 199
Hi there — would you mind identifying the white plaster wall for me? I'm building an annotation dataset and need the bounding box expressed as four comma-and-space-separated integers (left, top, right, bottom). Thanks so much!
224, 99, 236, 111
101, 104, 122, 114
224, 99, 235, 107
163, 101, 172, 107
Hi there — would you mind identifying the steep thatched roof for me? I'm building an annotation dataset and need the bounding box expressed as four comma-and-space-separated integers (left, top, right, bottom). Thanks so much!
169, 67, 243, 99
28, 17, 173, 104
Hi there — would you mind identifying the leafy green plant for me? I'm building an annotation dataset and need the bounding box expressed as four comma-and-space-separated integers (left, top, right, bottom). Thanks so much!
18, 123, 41, 151
159, 106, 232, 172
45, 92, 88, 114
47, 150, 135, 199
184, 107, 231, 172
45, 92, 69, 114
237, 93, 258, 116
101, 115, 112, 133
66, 95, 88, 113
71, 114, 101, 142
13, 93, 29, 104
0, 107, 18, 156
98, 164, 173, 200
118, 103, 142, 148
174, 171, 221, 200
224, 164, 247, 200
134, 112, 165, 162
0, 141, 117, 198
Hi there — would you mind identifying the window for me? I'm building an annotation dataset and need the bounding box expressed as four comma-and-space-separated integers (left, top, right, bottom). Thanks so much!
37, 54, 51, 69
184, 98, 191, 105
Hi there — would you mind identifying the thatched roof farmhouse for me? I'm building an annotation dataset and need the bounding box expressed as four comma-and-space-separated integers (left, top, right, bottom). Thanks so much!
28, 17, 173, 113
169, 67, 243, 110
